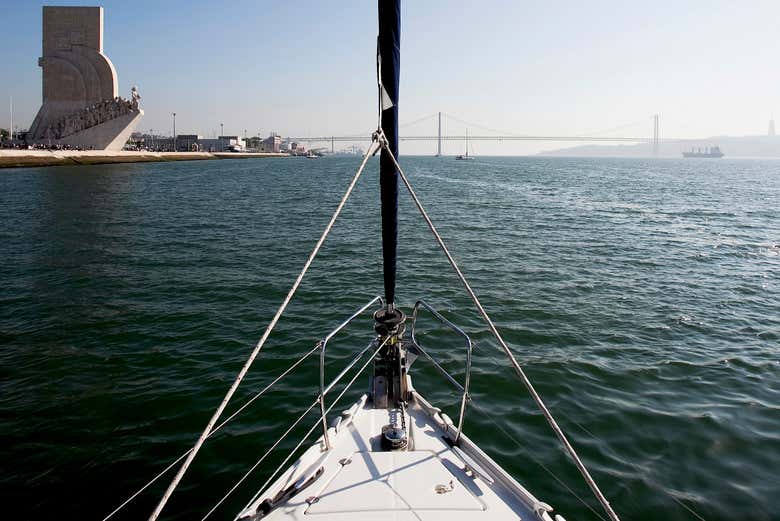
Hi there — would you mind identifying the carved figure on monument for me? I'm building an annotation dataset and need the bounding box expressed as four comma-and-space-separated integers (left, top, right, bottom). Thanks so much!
27, 6, 143, 151
131, 86, 141, 110
45, 93, 142, 140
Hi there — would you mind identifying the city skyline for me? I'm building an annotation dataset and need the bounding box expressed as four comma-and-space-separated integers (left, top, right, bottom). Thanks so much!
2, 0, 780, 155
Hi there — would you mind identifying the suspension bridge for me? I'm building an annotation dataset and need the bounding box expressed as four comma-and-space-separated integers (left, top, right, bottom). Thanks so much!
288, 112, 666, 154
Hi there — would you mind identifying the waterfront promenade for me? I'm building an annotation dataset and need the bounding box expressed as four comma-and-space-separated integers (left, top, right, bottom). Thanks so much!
0, 150, 287, 169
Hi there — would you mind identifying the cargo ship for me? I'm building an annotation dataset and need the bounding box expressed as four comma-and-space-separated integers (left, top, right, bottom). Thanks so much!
683, 146, 724, 158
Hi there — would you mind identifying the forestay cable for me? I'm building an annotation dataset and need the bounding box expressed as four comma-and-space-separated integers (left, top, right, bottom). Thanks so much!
377, 134, 622, 521
147, 139, 381, 521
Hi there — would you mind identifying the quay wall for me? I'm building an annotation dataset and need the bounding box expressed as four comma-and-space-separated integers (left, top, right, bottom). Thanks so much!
0, 150, 288, 169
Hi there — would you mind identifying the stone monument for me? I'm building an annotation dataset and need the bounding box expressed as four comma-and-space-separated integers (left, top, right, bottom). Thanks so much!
27, 6, 143, 150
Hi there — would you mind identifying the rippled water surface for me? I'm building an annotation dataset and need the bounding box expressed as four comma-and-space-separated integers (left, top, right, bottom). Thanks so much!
1, 156, 778, 520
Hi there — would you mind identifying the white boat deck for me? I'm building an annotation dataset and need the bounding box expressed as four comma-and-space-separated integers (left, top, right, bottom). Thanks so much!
239, 384, 559, 521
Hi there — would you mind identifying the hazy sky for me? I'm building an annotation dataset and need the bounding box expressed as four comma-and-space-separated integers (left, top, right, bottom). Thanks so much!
2, 0, 779, 155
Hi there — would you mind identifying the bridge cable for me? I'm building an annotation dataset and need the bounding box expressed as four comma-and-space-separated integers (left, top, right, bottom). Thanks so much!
324, 114, 437, 146
574, 119, 647, 138
399, 112, 438, 129
443, 112, 517, 136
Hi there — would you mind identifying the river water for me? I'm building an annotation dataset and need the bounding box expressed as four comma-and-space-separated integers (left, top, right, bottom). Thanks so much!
1, 156, 778, 520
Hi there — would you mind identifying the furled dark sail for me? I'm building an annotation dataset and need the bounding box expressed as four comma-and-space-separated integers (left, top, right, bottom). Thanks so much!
378, 0, 400, 307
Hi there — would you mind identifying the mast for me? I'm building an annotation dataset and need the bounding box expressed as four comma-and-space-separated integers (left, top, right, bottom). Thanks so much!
373, 0, 406, 411
378, 0, 401, 311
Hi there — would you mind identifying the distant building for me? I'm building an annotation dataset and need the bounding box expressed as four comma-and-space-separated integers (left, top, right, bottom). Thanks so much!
221, 135, 244, 151
260, 134, 282, 153
131, 133, 254, 152
197, 135, 245, 152
155, 137, 174, 151
176, 134, 202, 151
290, 142, 306, 155
195, 138, 217, 152
770, 115, 776, 137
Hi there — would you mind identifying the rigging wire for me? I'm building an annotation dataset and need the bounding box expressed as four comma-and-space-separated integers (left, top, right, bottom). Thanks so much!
474, 344, 709, 521
146, 138, 381, 521
201, 398, 321, 520
202, 337, 387, 519
247, 336, 387, 513
204, 337, 389, 521
469, 400, 608, 521
102, 343, 322, 521
376, 37, 382, 131
433, 342, 607, 520
667, 494, 708, 521
376, 131, 622, 521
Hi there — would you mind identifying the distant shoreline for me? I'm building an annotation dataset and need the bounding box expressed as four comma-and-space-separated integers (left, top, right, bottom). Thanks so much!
0, 150, 288, 169
537, 134, 780, 159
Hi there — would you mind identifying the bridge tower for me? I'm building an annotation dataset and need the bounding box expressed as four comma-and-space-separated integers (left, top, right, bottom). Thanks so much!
436, 111, 442, 157
652, 114, 660, 157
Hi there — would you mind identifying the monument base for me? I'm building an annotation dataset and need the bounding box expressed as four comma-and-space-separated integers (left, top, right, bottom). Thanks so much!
52, 109, 143, 151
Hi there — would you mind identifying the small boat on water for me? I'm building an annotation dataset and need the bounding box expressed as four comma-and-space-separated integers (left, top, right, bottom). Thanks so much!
109, 3, 622, 521
683, 146, 724, 158
455, 128, 474, 160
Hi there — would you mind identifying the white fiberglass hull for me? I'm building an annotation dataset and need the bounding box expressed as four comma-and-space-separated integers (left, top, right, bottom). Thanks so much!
238, 379, 559, 521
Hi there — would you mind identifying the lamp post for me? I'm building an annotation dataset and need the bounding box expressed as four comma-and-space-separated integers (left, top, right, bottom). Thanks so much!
172, 113, 176, 151
220, 123, 224, 151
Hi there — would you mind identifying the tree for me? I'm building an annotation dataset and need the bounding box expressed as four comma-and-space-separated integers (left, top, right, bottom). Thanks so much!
0, 128, 8, 141
245, 136, 262, 149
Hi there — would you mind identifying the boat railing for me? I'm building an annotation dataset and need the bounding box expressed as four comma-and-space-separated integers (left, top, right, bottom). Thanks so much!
409, 299, 473, 442
318, 295, 383, 449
